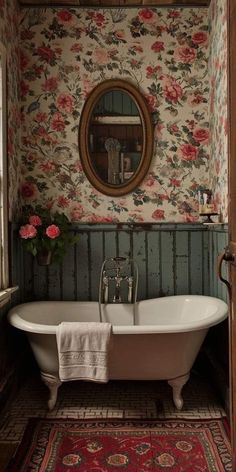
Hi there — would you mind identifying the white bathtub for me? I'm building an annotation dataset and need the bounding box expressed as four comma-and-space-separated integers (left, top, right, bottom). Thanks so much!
7, 295, 228, 410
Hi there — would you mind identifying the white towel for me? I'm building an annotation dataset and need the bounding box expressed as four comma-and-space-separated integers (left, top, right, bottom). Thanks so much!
56, 322, 112, 383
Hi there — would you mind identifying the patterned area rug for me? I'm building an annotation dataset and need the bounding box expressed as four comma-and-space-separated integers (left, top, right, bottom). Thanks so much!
7, 418, 231, 471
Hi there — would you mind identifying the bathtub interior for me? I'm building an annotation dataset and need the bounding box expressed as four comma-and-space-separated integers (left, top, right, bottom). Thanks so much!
9, 296, 228, 335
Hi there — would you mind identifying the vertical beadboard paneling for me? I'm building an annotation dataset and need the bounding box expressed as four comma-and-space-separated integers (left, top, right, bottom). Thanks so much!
62, 244, 76, 301
189, 231, 203, 294
33, 260, 48, 300
132, 230, 147, 300
117, 230, 132, 259
147, 231, 161, 299
48, 263, 62, 300
161, 231, 174, 296
202, 231, 210, 295
23, 252, 34, 302
90, 231, 104, 301
104, 231, 117, 259
76, 231, 90, 301
175, 231, 189, 295
13, 223, 216, 303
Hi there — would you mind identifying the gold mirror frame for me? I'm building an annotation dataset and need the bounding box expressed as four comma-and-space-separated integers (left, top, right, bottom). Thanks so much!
79, 79, 154, 197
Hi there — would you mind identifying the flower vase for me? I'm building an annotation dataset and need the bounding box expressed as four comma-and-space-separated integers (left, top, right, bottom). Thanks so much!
36, 249, 52, 266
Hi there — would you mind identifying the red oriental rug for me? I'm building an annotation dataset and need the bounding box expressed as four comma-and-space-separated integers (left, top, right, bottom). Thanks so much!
7, 418, 231, 471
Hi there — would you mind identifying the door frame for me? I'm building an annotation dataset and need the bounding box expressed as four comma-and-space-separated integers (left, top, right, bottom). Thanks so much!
228, 0, 236, 467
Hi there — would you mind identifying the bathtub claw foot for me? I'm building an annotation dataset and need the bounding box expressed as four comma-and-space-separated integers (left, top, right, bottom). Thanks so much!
168, 373, 190, 410
41, 372, 62, 410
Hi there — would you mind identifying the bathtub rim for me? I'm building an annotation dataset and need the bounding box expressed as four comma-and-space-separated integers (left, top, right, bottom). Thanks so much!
7, 295, 228, 335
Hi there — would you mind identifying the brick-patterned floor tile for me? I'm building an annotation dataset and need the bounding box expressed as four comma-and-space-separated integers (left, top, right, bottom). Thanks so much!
0, 372, 226, 444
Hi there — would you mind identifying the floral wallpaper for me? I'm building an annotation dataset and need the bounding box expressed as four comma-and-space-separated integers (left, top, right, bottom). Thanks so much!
208, 0, 228, 223
19, 7, 210, 223
0, 0, 20, 221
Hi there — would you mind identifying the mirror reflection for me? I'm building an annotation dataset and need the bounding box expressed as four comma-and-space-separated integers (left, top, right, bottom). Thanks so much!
88, 90, 143, 185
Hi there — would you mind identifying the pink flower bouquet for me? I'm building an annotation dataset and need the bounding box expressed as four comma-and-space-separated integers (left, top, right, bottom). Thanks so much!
19, 206, 79, 264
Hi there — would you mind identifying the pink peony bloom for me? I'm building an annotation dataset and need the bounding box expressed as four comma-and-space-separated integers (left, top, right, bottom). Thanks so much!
162, 75, 183, 104
179, 144, 198, 161
51, 112, 65, 132
19, 224, 37, 239
152, 209, 165, 220
57, 10, 73, 23
192, 31, 208, 45
57, 93, 74, 113
138, 9, 157, 24
29, 215, 42, 226
42, 77, 58, 93
175, 47, 197, 63
151, 41, 165, 53
46, 224, 60, 239
193, 128, 209, 144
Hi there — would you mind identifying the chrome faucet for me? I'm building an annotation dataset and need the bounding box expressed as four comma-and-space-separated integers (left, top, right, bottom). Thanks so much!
98, 256, 138, 323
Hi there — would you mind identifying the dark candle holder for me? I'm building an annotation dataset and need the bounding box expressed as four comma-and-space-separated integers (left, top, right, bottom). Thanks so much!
199, 212, 219, 223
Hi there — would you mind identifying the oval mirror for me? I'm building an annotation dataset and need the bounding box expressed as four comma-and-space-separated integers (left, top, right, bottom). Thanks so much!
79, 79, 153, 196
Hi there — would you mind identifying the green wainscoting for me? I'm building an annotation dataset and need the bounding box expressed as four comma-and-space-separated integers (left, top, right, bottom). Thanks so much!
12, 223, 214, 303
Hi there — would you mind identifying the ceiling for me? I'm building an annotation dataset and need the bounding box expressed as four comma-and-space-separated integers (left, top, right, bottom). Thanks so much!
19, 0, 209, 7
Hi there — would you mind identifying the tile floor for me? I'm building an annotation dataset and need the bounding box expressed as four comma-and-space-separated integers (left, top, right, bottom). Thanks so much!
0, 368, 226, 443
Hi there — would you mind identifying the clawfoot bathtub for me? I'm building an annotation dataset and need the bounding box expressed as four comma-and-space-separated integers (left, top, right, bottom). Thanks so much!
7, 295, 228, 410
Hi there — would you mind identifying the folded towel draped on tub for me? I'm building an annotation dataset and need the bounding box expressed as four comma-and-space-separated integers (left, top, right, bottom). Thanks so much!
56, 322, 112, 383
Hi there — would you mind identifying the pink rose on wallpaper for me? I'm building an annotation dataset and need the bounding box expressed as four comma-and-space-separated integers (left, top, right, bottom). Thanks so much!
146, 65, 162, 79
90, 12, 106, 27
20, 50, 29, 71
42, 77, 58, 93
188, 93, 205, 107
29, 215, 42, 226
57, 196, 70, 208
192, 31, 208, 45
138, 9, 157, 24
87, 215, 114, 223
51, 112, 65, 132
170, 178, 181, 187
39, 161, 56, 173
151, 41, 165, 53
20, 80, 30, 98
57, 10, 73, 23
145, 94, 157, 112
37, 46, 56, 63
162, 75, 183, 104
70, 43, 83, 53
175, 47, 197, 63
193, 128, 209, 144
152, 209, 165, 220
168, 10, 181, 18
35, 112, 47, 123
57, 93, 75, 113
179, 144, 198, 161
20, 182, 38, 200
159, 194, 169, 201
145, 175, 156, 187
46, 225, 60, 239
168, 123, 180, 135
154, 123, 164, 140
93, 48, 109, 64
19, 224, 37, 239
